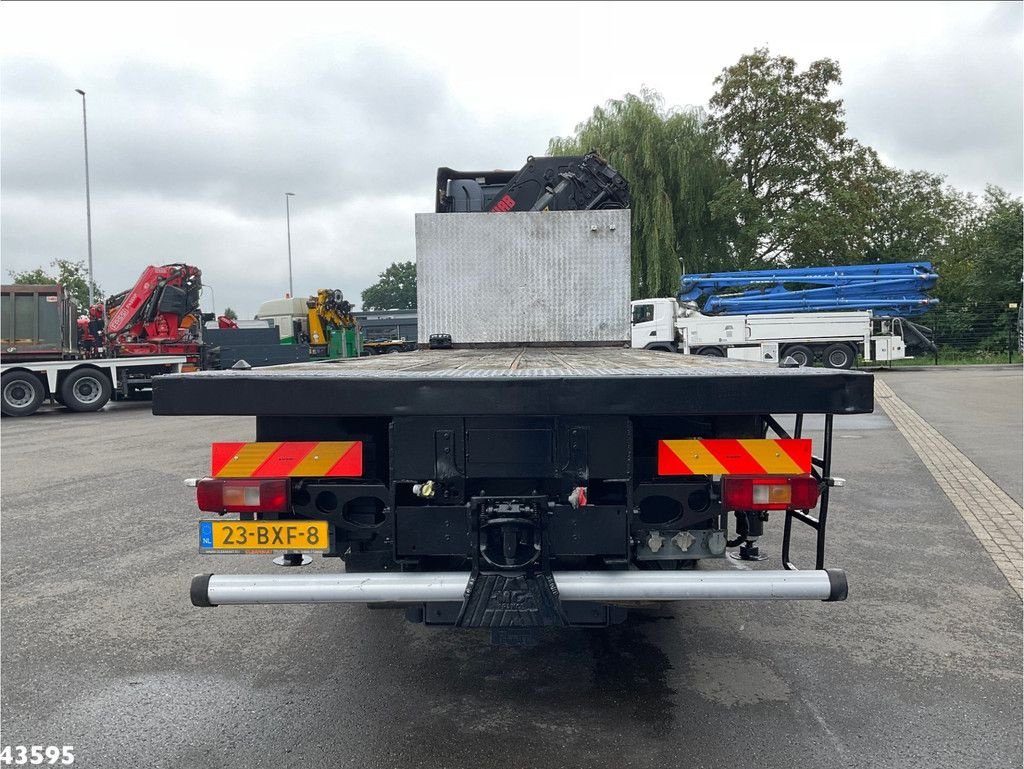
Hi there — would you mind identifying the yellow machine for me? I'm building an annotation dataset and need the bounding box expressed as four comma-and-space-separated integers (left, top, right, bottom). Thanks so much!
306, 289, 359, 358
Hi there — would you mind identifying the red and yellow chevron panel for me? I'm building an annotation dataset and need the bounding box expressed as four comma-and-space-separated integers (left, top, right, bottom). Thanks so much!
658, 439, 811, 476
211, 441, 362, 478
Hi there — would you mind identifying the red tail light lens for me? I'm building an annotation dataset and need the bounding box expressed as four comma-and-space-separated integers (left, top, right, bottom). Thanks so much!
196, 478, 290, 513
721, 475, 819, 511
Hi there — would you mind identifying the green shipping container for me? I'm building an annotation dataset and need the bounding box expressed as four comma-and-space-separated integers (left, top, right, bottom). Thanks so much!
0, 284, 79, 362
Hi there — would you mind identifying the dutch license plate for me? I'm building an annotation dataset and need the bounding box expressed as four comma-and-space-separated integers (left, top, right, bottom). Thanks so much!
199, 520, 330, 553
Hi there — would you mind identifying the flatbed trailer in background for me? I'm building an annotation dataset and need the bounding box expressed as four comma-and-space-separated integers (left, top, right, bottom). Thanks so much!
2, 355, 188, 416
1, 274, 195, 416
156, 157, 872, 636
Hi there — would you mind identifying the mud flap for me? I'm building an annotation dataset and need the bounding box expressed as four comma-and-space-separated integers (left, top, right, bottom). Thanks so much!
456, 572, 568, 627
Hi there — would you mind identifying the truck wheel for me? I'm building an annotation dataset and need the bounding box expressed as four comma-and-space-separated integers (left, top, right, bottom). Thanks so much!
823, 343, 855, 369
1, 372, 44, 417
783, 344, 814, 367
697, 347, 724, 357
60, 369, 112, 412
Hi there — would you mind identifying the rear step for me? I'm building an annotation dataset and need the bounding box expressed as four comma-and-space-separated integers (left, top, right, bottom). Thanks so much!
191, 569, 848, 606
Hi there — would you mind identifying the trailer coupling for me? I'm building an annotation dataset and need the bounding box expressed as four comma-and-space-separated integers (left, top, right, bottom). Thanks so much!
191, 568, 848, 607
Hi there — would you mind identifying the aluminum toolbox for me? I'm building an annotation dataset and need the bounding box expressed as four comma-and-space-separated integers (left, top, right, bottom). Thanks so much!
415, 210, 630, 346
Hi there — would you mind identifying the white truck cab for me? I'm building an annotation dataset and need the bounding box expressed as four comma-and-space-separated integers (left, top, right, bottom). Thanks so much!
630, 298, 680, 351
255, 297, 310, 343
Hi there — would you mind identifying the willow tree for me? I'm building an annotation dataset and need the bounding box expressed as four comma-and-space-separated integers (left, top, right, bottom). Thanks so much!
549, 89, 732, 299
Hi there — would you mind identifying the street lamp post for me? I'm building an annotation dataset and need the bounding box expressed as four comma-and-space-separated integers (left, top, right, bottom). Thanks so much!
203, 284, 216, 316
285, 192, 295, 297
75, 89, 95, 307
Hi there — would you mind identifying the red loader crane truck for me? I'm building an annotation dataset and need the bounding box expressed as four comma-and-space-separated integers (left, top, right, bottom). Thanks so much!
156, 155, 868, 642
1, 263, 203, 417
101, 262, 204, 358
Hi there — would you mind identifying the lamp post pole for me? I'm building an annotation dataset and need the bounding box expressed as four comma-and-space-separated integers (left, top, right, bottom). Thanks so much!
204, 284, 216, 316
75, 89, 95, 307
285, 192, 295, 297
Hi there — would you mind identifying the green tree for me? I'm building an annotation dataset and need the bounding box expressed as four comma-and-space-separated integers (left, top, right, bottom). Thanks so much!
8, 267, 53, 284
783, 154, 978, 270
778, 144, 875, 267
861, 164, 975, 267
549, 89, 733, 298
967, 187, 1024, 351
9, 259, 102, 308
920, 187, 1022, 354
361, 261, 416, 310
969, 186, 1023, 306
222, 307, 238, 320
709, 48, 862, 267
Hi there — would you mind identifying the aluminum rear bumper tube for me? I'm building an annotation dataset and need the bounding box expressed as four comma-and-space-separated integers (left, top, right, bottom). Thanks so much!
191, 569, 847, 607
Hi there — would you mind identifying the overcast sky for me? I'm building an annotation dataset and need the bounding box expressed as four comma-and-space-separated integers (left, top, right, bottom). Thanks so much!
2, 1, 1021, 317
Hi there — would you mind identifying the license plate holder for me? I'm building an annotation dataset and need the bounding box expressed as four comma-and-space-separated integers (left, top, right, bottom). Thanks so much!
199, 520, 330, 553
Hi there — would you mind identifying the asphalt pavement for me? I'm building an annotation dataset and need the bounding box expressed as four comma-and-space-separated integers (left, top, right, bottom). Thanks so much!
879, 365, 1023, 503
1, 368, 1021, 769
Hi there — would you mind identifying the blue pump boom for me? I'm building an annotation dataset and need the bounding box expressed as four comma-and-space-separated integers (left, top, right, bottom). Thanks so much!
678, 262, 938, 318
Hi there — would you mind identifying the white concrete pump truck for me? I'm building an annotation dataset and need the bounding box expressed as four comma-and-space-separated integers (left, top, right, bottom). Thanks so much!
631, 299, 917, 368
154, 154, 870, 641
631, 263, 939, 368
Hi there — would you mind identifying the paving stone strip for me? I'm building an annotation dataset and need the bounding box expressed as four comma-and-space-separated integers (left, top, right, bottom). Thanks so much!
875, 378, 1023, 598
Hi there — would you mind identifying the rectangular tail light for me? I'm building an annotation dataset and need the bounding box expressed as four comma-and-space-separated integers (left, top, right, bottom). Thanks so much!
196, 478, 290, 513
721, 475, 819, 511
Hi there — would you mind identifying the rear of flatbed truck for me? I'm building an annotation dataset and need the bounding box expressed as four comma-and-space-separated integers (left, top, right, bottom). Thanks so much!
153, 206, 872, 632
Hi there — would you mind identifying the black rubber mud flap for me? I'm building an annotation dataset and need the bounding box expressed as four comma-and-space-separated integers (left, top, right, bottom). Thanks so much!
456, 572, 568, 627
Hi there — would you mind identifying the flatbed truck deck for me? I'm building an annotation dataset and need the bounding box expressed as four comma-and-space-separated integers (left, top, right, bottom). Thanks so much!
153, 347, 872, 417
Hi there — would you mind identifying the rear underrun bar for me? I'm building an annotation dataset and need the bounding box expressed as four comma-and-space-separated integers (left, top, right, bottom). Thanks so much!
191, 569, 848, 607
